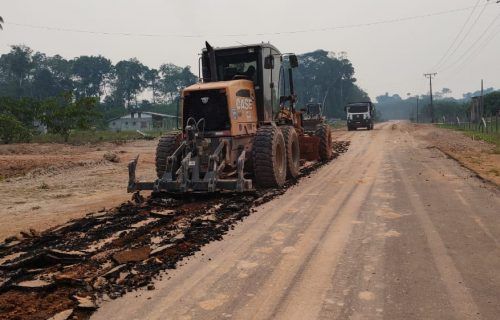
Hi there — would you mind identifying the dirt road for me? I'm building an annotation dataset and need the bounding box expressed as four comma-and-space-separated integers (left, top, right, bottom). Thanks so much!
0, 140, 156, 241
91, 122, 499, 320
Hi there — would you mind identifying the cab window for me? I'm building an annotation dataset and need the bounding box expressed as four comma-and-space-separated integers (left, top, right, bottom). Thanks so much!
216, 53, 258, 83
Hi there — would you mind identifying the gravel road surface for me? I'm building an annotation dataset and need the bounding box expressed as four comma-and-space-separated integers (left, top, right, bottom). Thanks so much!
93, 121, 499, 320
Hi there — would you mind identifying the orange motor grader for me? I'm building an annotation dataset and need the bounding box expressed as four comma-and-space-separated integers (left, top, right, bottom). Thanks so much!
128, 42, 332, 193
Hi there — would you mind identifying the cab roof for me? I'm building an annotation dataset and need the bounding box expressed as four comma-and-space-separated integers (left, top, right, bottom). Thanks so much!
202, 43, 281, 54
346, 101, 373, 106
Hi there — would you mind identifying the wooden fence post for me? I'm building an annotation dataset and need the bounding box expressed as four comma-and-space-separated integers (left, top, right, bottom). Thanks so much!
496, 113, 498, 133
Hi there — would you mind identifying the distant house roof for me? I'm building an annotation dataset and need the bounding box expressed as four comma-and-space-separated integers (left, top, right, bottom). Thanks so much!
108, 111, 178, 122
145, 112, 178, 118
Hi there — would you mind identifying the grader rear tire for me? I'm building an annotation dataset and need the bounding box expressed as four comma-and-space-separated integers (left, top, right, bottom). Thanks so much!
280, 126, 300, 179
155, 133, 181, 178
315, 124, 332, 161
252, 125, 287, 188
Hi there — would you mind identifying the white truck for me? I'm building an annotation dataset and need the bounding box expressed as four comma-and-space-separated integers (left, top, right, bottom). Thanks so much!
345, 102, 375, 131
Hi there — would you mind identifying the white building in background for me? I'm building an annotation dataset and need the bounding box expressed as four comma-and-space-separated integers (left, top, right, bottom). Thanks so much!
108, 112, 178, 132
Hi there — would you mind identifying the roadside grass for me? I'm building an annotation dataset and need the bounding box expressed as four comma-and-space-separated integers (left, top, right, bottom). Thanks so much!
330, 120, 347, 129
437, 124, 500, 153
30, 130, 169, 145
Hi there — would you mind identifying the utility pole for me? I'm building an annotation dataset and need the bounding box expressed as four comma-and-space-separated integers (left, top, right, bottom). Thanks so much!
480, 79, 484, 117
424, 73, 437, 123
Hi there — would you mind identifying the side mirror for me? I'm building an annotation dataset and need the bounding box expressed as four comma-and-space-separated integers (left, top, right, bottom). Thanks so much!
264, 55, 274, 69
289, 54, 299, 68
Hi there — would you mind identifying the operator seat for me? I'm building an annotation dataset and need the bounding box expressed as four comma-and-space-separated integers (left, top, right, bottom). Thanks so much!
245, 65, 256, 82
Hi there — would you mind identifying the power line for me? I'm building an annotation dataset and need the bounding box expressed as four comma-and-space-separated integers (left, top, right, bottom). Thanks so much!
3, 4, 495, 39
442, 17, 500, 79
463, 20, 500, 62
440, 9, 500, 73
436, 1, 490, 71
431, 0, 482, 71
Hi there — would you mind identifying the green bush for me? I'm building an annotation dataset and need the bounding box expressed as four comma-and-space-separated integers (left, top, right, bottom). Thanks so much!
0, 114, 31, 143
40, 93, 100, 142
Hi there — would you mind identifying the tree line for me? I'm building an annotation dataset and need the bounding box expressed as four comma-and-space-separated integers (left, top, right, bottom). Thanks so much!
0, 45, 197, 143
294, 50, 370, 118
0, 45, 197, 105
375, 88, 500, 122
0, 45, 370, 143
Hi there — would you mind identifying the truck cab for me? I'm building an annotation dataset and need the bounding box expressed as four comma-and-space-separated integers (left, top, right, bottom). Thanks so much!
345, 102, 375, 131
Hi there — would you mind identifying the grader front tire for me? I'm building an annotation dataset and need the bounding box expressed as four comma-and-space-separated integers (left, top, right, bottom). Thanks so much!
252, 126, 287, 188
155, 133, 181, 178
280, 126, 300, 179
315, 124, 332, 161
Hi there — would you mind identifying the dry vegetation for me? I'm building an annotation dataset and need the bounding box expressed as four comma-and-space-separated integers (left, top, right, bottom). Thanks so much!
411, 123, 500, 185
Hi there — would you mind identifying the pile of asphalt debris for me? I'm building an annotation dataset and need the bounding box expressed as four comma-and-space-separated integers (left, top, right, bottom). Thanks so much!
0, 141, 350, 320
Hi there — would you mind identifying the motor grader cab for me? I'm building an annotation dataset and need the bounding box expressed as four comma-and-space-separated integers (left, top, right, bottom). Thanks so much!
302, 102, 326, 132
128, 42, 332, 194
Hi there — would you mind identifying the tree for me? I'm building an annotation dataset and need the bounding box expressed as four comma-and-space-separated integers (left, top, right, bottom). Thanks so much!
72, 55, 112, 99
0, 97, 42, 128
0, 45, 35, 98
112, 58, 147, 108
0, 114, 31, 143
158, 64, 197, 103
41, 93, 99, 141
463, 87, 495, 99
0, 45, 198, 107
31, 68, 59, 99
293, 50, 366, 118
484, 90, 500, 115
375, 92, 469, 122
441, 88, 452, 96
144, 68, 161, 104
375, 93, 412, 120
30, 53, 74, 99
345, 85, 370, 107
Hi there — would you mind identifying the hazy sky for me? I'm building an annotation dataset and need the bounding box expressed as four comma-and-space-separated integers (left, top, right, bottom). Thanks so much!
1, 0, 499, 99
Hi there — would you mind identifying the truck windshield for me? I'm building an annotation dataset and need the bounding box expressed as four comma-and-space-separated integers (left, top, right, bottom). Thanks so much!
307, 104, 321, 115
216, 53, 258, 83
347, 105, 369, 113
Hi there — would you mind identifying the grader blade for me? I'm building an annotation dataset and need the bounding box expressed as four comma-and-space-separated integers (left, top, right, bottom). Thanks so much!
299, 135, 320, 161
127, 155, 154, 192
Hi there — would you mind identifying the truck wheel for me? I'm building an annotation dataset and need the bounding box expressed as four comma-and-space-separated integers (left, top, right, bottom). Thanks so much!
155, 133, 181, 178
315, 124, 332, 161
280, 126, 300, 179
253, 125, 287, 188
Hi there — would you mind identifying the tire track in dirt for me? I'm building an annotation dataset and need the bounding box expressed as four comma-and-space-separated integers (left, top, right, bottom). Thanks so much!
267, 128, 387, 320
106, 139, 364, 319
391, 150, 481, 320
